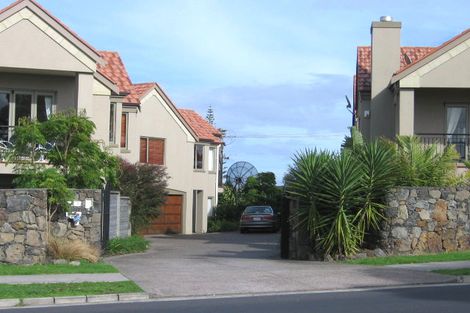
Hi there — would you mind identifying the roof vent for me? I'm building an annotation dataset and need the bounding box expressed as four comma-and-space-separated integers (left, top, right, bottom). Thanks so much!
380, 16, 393, 22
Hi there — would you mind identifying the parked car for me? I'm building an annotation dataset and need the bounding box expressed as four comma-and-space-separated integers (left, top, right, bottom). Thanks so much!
240, 205, 278, 233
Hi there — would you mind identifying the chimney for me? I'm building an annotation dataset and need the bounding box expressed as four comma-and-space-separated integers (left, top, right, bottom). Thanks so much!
369, 16, 402, 139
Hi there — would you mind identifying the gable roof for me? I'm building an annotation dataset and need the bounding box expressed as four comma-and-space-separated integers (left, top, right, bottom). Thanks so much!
391, 28, 470, 83
0, 0, 101, 62
178, 109, 223, 144
356, 46, 435, 93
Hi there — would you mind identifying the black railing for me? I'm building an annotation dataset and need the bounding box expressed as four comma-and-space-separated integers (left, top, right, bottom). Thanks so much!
416, 133, 470, 161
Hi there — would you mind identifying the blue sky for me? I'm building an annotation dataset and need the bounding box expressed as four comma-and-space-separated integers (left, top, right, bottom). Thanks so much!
4, 0, 470, 183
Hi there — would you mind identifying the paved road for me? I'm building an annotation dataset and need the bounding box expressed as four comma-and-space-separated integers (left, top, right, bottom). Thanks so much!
4, 284, 470, 313
105, 232, 456, 297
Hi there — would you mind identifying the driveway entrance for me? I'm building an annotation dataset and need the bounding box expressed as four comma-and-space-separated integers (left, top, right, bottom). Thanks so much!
105, 232, 455, 298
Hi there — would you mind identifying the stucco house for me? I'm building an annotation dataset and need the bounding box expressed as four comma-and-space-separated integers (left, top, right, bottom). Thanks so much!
0, 0, 222, 234
354, 16, 470, 161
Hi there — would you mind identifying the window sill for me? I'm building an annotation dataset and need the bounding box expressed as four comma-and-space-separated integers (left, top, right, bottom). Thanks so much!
120, 149, 131, 154
109, 144, 119, 148
193, 169, 205, 173
208, 171, 217, 175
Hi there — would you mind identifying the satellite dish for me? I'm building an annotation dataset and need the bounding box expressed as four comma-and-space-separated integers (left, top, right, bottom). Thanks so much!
226, 161, 258, 190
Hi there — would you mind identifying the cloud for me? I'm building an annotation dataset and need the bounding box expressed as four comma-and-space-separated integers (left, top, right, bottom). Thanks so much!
170, 73, 352, 183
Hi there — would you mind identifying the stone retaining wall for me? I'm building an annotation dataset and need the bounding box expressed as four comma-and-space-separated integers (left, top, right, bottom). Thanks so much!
382, 187, 470, 254
0, 189, 102, 264
0, 189, 48, 264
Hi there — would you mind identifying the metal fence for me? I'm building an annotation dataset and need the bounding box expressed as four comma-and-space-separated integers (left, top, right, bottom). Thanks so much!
416, 133, 470, 161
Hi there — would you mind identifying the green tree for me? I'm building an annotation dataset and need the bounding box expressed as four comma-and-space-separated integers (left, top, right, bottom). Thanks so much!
118, 159, 168, 234
8, 114, 119, 224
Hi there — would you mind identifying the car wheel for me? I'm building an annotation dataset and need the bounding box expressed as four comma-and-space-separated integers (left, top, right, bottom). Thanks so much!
240, 228, 246, 233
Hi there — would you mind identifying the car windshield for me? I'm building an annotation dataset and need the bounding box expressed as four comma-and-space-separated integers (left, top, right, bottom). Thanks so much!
244, 206, 273, 215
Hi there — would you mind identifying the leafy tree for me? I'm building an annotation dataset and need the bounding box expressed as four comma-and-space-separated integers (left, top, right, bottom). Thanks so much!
118, 159, 168, 234
8, 114, 119, 225
205, 105, 215, 125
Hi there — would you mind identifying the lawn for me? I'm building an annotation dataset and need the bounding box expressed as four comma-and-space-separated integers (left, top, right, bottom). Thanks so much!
347, 250, 470, 266
0, 262, 119, 276
432, 268, 470, 276
0, 281, 142, 299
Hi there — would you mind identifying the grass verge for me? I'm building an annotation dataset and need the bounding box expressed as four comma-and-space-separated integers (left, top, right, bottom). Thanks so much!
432, 268, 470, 276
347, 250, 470, 266
106, 235, 150, 255
0, 262, 118, 276
0, 281, 142, 299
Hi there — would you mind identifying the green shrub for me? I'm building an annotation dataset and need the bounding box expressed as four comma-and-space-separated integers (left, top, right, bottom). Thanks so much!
118, 160, 168, 234
106, 236, 149, 255
207, 218, 239, 232
286, 134, 458, 258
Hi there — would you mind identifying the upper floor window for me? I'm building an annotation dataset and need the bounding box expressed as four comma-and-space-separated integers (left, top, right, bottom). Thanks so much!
194, 144, 204, 170
140, 137, 165, 165
109, 102, 116, 144
207, 147, 216, 172
0, 90, 54, 141
120, 112, 128, 148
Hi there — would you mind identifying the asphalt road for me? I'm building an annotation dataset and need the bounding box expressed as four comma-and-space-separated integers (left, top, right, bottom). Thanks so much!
4, 284, 470, 313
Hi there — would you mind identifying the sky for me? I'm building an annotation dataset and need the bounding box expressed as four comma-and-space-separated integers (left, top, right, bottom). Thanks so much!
4, 0, 470, 184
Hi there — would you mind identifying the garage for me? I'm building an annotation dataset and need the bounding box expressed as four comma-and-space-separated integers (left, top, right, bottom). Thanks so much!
140, 195, 183, 235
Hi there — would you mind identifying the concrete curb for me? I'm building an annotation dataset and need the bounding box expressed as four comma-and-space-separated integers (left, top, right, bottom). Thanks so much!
0, 293, 149, 309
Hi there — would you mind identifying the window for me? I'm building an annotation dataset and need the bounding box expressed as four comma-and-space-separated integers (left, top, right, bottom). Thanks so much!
207, 197, 214, 217
109, 102, 116, 143
0, 93, 10, 141
140, 137, 165, 165
120, 113, 128, 148
36, 95, 53, 122
0, 91, 55, 141
15, 93, 32, 125
447, 105, 468, 159
207, 147, 216, 172
194, 144, 204, 170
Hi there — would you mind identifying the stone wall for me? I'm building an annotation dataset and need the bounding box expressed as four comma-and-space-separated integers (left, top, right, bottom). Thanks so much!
0, 189, 48, 264
0, 189, 102, 264
382, 187, 470, 254
51, 189, 102, 246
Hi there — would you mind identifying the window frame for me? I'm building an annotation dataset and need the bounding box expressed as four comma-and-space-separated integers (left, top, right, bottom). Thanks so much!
140, 136, 165, 165
194, 144, 204, 170
207, 146, 216, 173
109, 102, 117, 144
120, 112, 129, 149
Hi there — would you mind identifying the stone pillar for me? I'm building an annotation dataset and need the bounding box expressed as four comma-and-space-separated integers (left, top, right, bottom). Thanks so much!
397, 89, 415, 136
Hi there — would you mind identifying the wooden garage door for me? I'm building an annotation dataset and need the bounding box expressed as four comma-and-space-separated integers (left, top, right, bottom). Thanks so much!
140, 195, 182, 235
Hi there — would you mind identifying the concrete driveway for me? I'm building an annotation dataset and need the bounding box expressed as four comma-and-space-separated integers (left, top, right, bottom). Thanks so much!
105, 232, 456, 298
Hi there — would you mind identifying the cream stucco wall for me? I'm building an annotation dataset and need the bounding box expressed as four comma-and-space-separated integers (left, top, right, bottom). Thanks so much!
0, 19, 92, 74
414, 89, 470, 134
116, 90, 219, 234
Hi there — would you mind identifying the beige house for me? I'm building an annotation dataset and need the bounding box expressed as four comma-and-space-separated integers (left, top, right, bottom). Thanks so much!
354, 17, 470, 161
0, 0, 222, 234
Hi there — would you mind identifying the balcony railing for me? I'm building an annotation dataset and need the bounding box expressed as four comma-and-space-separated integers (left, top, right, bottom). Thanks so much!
416, 133, 470, 161
0, 125, 55, 163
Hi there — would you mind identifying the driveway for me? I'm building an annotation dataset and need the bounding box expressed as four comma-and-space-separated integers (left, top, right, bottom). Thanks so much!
105, 232, 456, 298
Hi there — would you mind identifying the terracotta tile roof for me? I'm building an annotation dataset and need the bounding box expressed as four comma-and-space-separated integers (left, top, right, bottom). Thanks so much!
125, 83, 156, 105
97, 51, 133, 94
356, 46, 435, 93
178, 109, 223, 144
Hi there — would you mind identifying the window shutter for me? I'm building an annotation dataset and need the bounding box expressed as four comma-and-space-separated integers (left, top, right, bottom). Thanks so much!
120, 113, 127, 148
140, 138, 148, 163
148, 138, 164, 165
